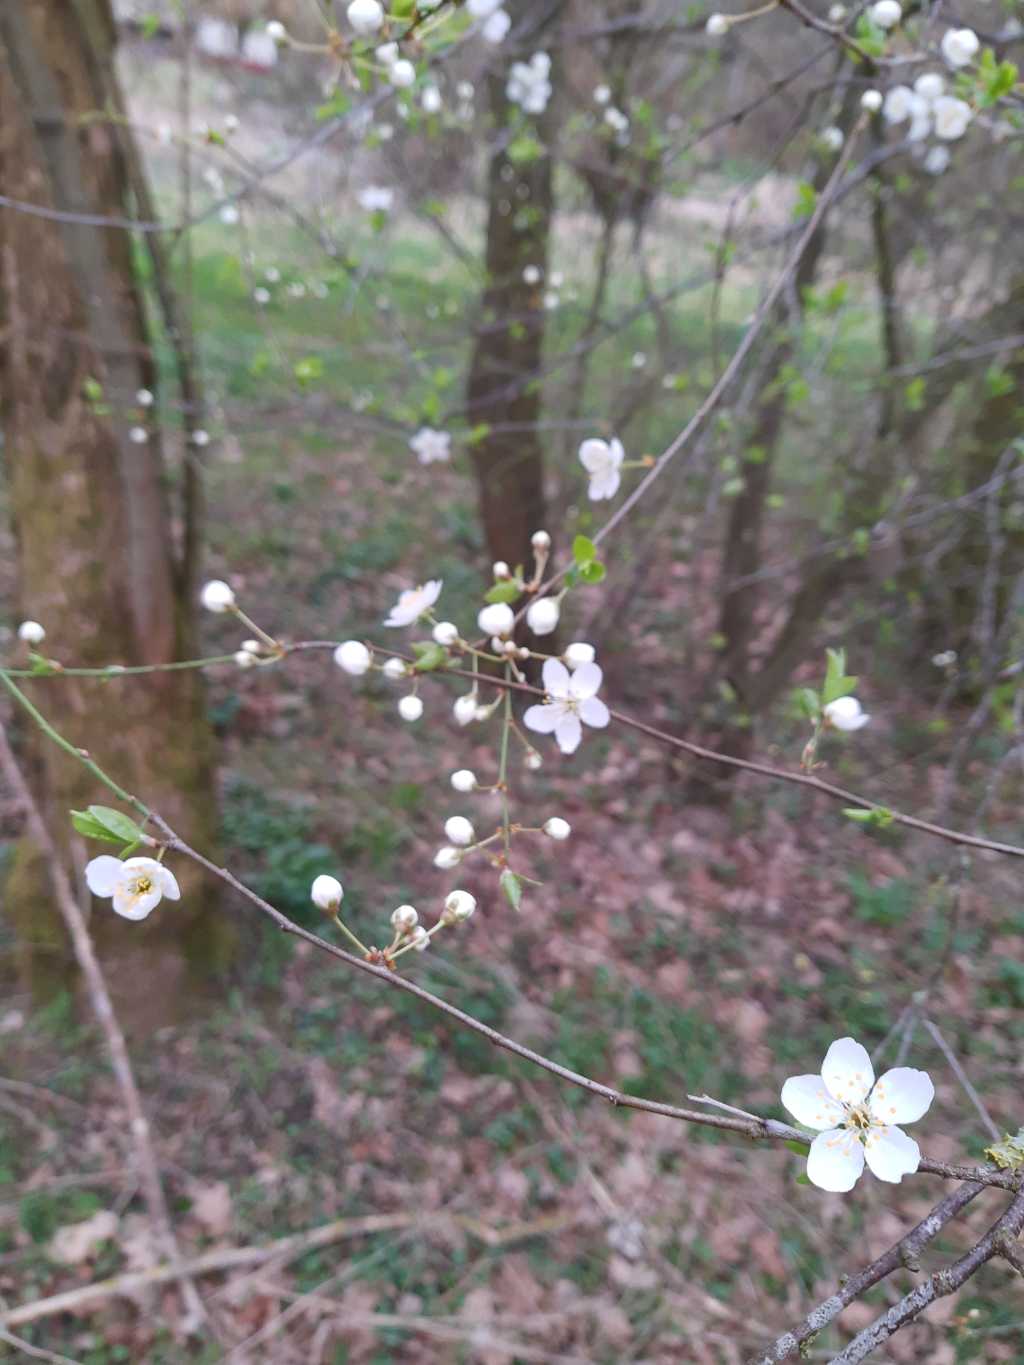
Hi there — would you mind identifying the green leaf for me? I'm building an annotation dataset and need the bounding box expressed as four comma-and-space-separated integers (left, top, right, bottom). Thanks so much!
785, 1140, 811, 1156
793, 181, 818, 220
410, 641, 448, 672
572, 535, 597, 564
86, 806, 146, 844
500, 869, 523, 911
798, 687, 821, 721
985, 1126, 1024, 1170
822, 647, 858, 706
484, 581, 521, 604
579, 560, 606, 584
843, 805, 894, 829
71, 810, 123, 845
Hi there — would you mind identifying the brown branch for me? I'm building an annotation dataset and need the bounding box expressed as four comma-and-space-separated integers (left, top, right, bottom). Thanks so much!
828, 1189, 1024, 1364
753, 1179, 986, 1363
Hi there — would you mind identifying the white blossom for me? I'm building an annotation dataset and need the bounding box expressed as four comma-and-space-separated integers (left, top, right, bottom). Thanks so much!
869, 0, 901, 28
820, 126, 843, 152
432, 621, 459, 646
828, 3, 846, 21
563, 642, 595, 669
398, 694, 424, 721
861, 89, 882, 113
524, 658, 610, 755
220, 204, 240, 225
17, 621, 46, 645
190, 429, 210, 447
467, 0, 504, 13
442, 889, 476, 922
524, 750, 542, 770
358, 185, 395, 213
883, 85, 917, 124
444, 816, 475, 846
593, 83, 612, 104
492, 560, 512, 579
376, 41, 399, 64
86, 856, 180, 922
941, 27, 979, 68
266, 20, 286, 41
129, 426, 149, 445
526, 597, 560, 636
389, 59, 416, 88
923, 144, 951, 174
422, 85, 442, 114
507, 53, 552, 115
531, 529, 551, 550
478, 602, 515, 637
453, 693, 478, 726
136, 388, 154, 407
544, 817, 571, 840
347, 0, 384, 34
451, 769, 477, 792
334, 640, 372, 676
933, 95, 972, 140
410, 925, 431, 952
391, 903, 419, 931
823, 695, 870, 731
523, 264, 542, 285
384, 580, 443, 628
201, 580, 236, 613
914, 72, 945, 102
311, 874, 344, 911
235, 649, 256, 668
579, 437, 625, 501
380, 657, 407, 681
482, 10, 511, 43
705, 13, 728, 35
434, 845, 462, 869
782, 1037, 934, 1192
409, 427, 451, 464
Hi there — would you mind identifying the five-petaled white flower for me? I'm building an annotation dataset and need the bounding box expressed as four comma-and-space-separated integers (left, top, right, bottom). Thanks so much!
941, 27, 979, 68
409, 427, 451, 465
933, 95, 972, 141
86, 856, 181, 922
507, 53, 552, 115
579, 437, 625, 501
384, 580, 442, 628
824, 695, 870, 731
869, 0, 901, 28
358, 185, 394, 213
782, 1037, 934, 1191
524, 658, 610, 755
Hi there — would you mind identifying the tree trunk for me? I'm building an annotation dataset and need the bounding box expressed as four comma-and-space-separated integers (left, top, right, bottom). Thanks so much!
465, 8, 561, 580
0, 0, 232, 1030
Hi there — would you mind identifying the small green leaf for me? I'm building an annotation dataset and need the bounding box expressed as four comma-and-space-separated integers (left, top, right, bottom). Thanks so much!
822, 647, 858, 706
86, 806, 145, 844
484, 581, 521, 604
71, 810, 122, 844
785, 1140, 811, 1156
500, 869, 523, 911
798, 687, 821, 721
410, 642, 447, 671
579, 560, 606, 584
572, 535, 597, 565
794, 1172, 812, 1186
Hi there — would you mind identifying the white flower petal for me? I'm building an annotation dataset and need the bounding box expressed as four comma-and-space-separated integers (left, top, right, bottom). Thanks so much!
85, 856, 123, 898
112, 884, 163, 921
781, 1074, 846, 1130
523, 703, 561, 734
578, 439, 610, 473
869, 1068, 934, 1125
570, 662, 603, 700
554, 713, 583, 754
807, 1128, 865, 1192
589, 469, 621, 501
608, 438, 625, 467
542, 658, 571, 699
579, 695, 610, 729
821, 1037, 875, 1105
864, 1124, 920, 1182
158, 866, 182, 901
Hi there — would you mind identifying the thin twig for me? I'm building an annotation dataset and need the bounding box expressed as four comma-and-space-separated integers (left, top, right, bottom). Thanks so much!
922, 1018, 1001, 1143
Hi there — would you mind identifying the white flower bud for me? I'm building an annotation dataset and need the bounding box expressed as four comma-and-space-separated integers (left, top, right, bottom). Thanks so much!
563, 642, 595, 668
474, 703, 491, 721
444, 815, 475, 846
492, 560, 512, 579
241, 639, 261, 654
334, 640, 372, 676
201, 580, 236, 613
525, 596, 559, 636
266, 20, 286, 40
129, 426, 149, 444
190, 429, 210, 447
453, 693, 478, 726
398, 694, 424, 722
828, 2, 846, 19
347, 0, 384, 34
444, 889, 476, 922
869, 0, 901, 28
531, 529, 551, 550
389, 59, 416, 88
941, 27, 979, 68
434, 845, 462, 869
136, 388, 154, 407
17, 620, 46, 645
391, 903, 419, 932
376, 41, 399, 64
411, 925, 431, 952
478, 602, 515, 637
451, 769, 477, 793
234, 649, 256, 668
382, 656, 408, 680
705, 13, 728, 35
823, 696, 870, 731
432, 621, 459, 646
543, 817, 571, 841
311, 874, 344, 911
861, 89, 883, 112
524, 751, 542, 770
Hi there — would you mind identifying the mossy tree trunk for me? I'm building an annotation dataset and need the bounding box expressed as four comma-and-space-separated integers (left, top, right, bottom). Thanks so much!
0, 0, 232, 1030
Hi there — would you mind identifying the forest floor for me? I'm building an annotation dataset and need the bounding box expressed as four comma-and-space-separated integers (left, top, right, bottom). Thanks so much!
2, 38, 1023, 1365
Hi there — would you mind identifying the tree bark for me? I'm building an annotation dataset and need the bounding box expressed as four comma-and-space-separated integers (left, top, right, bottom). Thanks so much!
0, 0, 232, 1029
